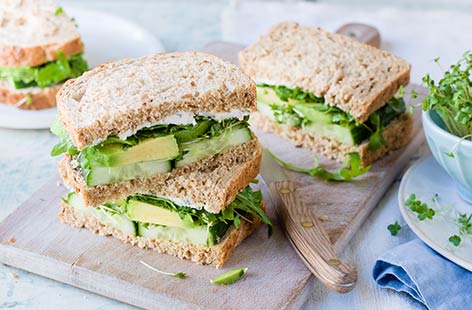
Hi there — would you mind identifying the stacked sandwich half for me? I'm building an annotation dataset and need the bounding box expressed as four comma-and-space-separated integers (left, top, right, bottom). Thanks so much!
0, 0, 88, 109
51, 52, 272, 267
239, 22, 413, 166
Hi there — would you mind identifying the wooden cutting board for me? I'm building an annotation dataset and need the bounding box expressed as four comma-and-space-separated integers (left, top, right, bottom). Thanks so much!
0, 42, 425, 310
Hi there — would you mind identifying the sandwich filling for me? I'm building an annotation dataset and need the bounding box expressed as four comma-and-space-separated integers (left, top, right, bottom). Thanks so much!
64, 185, 272, 246
256, 84, 406, 150
51, 115, 253, 186
0, 51, 88, 89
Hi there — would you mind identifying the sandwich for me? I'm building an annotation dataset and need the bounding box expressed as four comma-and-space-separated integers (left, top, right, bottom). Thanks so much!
238, 22, 413, 166
52, 52, 272, 267
0, 0, 88, 110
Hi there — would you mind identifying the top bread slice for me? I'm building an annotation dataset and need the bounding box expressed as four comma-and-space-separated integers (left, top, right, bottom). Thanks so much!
57, 52, 257, 150
238, 22, 411, 123
0, 0, 84, 67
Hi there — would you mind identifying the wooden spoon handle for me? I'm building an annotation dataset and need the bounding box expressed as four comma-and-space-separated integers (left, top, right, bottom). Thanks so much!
270, 180, 357, 293
336, 23, 381, 48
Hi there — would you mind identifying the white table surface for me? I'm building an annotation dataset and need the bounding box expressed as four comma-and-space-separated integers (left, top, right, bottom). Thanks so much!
0, 0, 469, 309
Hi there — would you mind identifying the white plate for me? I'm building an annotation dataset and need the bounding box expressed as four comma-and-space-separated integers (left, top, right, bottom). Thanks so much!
0, 6, 164, 130
399, 155, 472, 271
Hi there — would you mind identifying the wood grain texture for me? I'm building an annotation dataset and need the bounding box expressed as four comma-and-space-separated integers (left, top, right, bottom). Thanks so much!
0, 178, 312, 310
0, 42, 425, 310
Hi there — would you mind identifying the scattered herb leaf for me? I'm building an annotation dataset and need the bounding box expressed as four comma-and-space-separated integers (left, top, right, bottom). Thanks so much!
387, 221, 402, 236
449, 235, 461, 247
55, 7, 63, 15
268, 150, 370, 182
210, 267, 248, 285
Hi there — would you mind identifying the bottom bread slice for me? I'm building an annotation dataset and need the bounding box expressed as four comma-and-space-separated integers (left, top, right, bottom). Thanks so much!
59, 201, 262, 268
251, 111, 413, 167
0, 81, 61, 110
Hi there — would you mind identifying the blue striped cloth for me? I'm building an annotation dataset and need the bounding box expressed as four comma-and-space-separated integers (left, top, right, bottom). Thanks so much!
373, 239, 472, 310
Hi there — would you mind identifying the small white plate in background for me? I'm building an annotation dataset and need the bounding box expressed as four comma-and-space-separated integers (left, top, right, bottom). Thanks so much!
399, 155, 472, 272
0, 6, 164, 130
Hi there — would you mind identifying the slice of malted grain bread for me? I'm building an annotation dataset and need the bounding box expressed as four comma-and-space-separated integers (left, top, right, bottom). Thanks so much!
0, 80, 61, 110
0, 0, 84, 67
57, 51, 256, 150
59, 138, 262, 213
251, 112, 413, 167
238, 22, 411, 123
59, 201, 262, 268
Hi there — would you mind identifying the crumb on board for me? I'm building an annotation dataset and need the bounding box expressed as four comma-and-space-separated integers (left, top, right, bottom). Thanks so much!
56, 181, 62, 187
8, 236, 15, 243
318, 215, 329, 222
9, 273, 18, 279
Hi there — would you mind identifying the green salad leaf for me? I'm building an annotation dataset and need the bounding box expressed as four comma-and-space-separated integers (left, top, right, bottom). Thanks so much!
268, 150, 370, 181
0, 51, 88, 89
405, 194, 435, 221
422, 51, 472, 138
50, 116, 79, 156
387, 221, 402, 236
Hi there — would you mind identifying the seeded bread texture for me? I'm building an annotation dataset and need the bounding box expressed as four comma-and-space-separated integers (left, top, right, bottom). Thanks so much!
59, 201, 262, 268
59, 138, 262, 213
0, 0, 84, 67
251, 112, 413, 167
238, 22, 411, 123
57, 51, 257, 150
0, 80, 61, 109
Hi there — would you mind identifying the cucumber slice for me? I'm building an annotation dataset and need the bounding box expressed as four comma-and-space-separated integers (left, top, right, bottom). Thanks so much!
138, 223, 210, 246
301, 122, 368, 146
87, 160, 171, 187
176, 127, 252, 167
67, 193, 136, 236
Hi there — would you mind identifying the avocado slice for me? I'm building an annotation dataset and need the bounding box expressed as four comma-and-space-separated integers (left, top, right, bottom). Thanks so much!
176, 126, 252, 168
99, 135, 179, 166
86, 159, 171, 187
127, 199, 195, 229
256, 85, 287, 105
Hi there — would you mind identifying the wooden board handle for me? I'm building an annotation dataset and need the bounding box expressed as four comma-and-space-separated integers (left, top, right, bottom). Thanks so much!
336, 23, 381, 48
270, 181, 357, 293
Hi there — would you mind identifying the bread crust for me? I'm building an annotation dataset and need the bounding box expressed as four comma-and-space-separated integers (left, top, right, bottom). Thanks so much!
0, 82, 61, 110
59, 200, 262, 268
0, 37, 84, 67
238, 22, 411, 123
59, 138, 262, 213
250, 112, 413, 167
56, 51, 257, 150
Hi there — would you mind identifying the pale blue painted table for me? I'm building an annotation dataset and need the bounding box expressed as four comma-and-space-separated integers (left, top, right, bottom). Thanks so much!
0, 0, 468, 309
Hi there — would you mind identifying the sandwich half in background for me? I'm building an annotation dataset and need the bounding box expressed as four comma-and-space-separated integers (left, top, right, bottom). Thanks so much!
0, 0, 88, 110
52, 52, 272, 267
238, 22, 413, 166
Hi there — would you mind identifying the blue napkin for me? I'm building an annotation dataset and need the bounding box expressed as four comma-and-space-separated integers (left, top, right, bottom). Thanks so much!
373, 239, 472, 310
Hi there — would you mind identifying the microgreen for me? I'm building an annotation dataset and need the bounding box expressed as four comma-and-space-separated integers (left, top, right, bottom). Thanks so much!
268, 150, 370, 182
140, 260, 187, 279
449, 235, 461, 247
422, 51, 472, 139
405, 194, 435, 220
404, 194, 472, 246
387, 221, 402, 236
